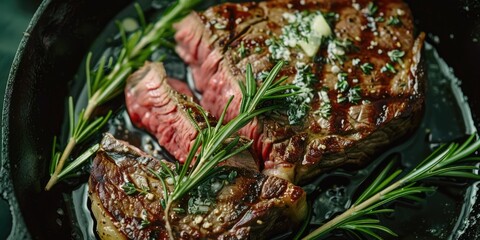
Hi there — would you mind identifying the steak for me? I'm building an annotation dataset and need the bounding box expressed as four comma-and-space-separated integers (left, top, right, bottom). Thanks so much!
125, 62, 213, 163
174, 0, 426, 183
89, 133, 307, 239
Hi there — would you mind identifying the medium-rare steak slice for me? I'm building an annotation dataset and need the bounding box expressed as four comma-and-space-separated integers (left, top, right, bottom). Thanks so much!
126, 61, 262, 170
89, 133, 307, 239
174, 0, 426, 183
125, 62, 214, 163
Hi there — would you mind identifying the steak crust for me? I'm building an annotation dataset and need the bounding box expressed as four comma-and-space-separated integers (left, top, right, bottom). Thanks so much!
174, 0, 426, 183
89, 134, 307, 239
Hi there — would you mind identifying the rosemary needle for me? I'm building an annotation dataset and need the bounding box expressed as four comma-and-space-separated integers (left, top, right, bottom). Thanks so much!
150, 61, 297, 239
302, 134, 480, 240
45, 0, 202, 190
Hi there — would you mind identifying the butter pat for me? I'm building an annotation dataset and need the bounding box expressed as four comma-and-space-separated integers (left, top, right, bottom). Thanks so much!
299, 14, 332, 57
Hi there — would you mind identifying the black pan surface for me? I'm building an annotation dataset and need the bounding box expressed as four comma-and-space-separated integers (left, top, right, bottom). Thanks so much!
1, 0, 479, 239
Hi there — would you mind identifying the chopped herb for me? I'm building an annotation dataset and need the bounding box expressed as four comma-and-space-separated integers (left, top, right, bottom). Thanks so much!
140, 219, 150, 229
348, 86, 362, 104
316, 102, 332, 119
214, 22, 226, 29
122, 182, 137, 195
228, 171, 238, 182
337, 72, 348, 82
336, 73, 349, 93
327, 38, 355, 65
286, 64, 317, 125
320, 103, 332, 118
254, 47, 262, 53
268, 11, 333, 60
387, 49, 405, 63
238, 41, 247, 58
337, 94, 347, 103
335, 73, 361, 104
267, 38, 291, 62
360, 62, 374, 75
375, 16, 385, 22
122, 182, 149, 195
172, 207, 186, 213
323, 12, 339, 27
366, 2, 378, 16
387, 63, 396, 73
387, 16, 402, 26
281, 11, 314, 44
314, 90, 331, 119
352, 58, 361, 66
336, 81, 349, 93
140, 209, 150, 229
381, 63, 397, 73
188, 170, 238, 214
188, 197, 213, 214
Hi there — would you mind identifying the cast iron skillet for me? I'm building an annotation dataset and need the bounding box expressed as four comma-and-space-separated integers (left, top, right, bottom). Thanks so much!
2, 0, 480, 239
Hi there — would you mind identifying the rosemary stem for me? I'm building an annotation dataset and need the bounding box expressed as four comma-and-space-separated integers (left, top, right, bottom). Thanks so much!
83, 91, 100, 121
131, 2, 183, 57
45, 137, 77, 190
302, 180, 404, 239
189, 159, 206, 178
164, 201, 174, 240
46, 91, 100, 190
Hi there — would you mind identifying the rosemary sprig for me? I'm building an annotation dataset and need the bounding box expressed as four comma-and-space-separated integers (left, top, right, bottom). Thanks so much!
302, 134, 480, 239
150, 61, 295, 239
45, 0, 201, 190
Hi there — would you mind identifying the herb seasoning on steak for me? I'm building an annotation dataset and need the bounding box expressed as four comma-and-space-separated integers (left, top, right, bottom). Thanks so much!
89, 134, 307, 239
174, 0, 426, 183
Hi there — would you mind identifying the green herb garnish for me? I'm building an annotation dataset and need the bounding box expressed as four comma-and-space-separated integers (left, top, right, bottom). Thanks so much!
287, 64, 317, 125
314, 89, 332, 119
45, 0, 202, 190
301, 134, 480, 239
315, 102, 332, 119
336, 73, 349, 93
366, 2, 379, 16
387, 16, 402, 26
188, 170, 237, 214
348, 86, 362, 104
327, 38, 355, 65
360, 62, 374, 75
238, 41, 247, 58
149, 61, 297, 239
121, 182, 150, 195
387, 49, 405, 66
140, 209, 150, 229
375, 16, 385, 22
381, 63, 397, 73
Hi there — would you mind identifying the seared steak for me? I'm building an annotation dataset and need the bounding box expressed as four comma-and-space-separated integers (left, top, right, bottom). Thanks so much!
89, 134, 307, 239
174, 0, 426, 183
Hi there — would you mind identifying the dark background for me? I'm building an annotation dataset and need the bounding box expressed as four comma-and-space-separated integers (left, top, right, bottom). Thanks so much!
0, 0, 39, 239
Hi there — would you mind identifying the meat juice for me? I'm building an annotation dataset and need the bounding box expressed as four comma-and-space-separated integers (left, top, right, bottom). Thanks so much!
57, 2, 477, 239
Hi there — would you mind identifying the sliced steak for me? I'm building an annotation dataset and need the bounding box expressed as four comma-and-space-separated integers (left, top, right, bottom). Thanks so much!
89, 133, 307, 239
174, 0, 426, 183
125, 62, 212, 163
